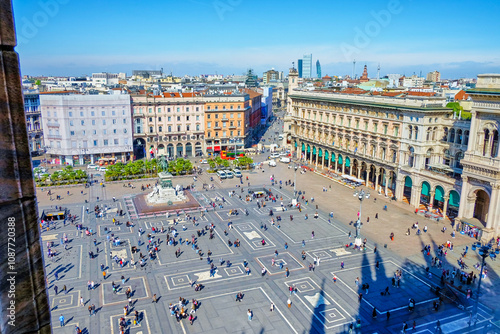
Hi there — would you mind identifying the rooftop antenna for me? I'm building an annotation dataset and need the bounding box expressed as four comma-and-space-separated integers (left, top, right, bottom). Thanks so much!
352, 59, 356, 79
377, 63, 380, 80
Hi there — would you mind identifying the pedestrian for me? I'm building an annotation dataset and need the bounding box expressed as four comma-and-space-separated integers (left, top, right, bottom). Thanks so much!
80, 296, 84, 306
365, 283, 369, 294
270, 302, 275, 312
355, 277, 359, 286
412, 321, 416, 330
102, 271, 106, 280
247, 309, 252, 321
285, 267, 289, 278
62, 285, 67, 294
358, 293, 363, 302
59, 314, 65, 327
88, 305, 92, 316
152, 294, 157, 303
386, 311, 390, 321
54, 285, 58, 295
376, 261, 380, 270
402, 321, 408, 333
332, 274, 337, 283
372, 307, 377, 318
287, 298, 292, 308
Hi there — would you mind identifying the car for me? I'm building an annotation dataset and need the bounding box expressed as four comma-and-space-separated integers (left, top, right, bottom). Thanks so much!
232, 169, 242, 177
216, 170, 227, 179
279, 157, 291, 163
225, 170, 234, 178
278, 135, 284, 140
201, 159, 208, 164
279, 152, 287, 156
87, 164, 98, 170
270, 153, 280, 159
99, 167, 107, 172
269, 160, 277, 167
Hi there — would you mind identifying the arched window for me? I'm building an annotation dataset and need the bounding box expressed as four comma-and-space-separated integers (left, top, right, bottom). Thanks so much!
414, 127, 419, 140
158, 126, 163, 132
449, 128, 455, 143
492, 130, 499, 158
443, 127, 448, 141
392, 150, 397, 163
408, 126, 413, 140
455, 151, 464, 169
432, 127, 437, 141
483, 129, 490, 156
426, 127, 432, 141
464, 130, 469, 146
456, 129, 463, 144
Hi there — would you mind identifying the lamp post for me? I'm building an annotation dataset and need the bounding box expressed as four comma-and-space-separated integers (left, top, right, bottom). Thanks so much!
469, 242, 496, 326
353, 189, 370, 246
292, 165, 298, 206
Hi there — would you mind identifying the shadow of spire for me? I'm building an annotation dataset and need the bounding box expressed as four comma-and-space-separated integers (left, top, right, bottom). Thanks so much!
308, 277, 327, 334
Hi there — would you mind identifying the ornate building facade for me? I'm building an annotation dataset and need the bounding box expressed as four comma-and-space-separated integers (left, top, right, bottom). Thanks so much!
458, 74, 500, 240
284, 67, 470, 227
131, 93, 205, 159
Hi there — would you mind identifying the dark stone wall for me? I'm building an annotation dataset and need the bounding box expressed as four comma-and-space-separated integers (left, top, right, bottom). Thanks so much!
0, 0, 51, 332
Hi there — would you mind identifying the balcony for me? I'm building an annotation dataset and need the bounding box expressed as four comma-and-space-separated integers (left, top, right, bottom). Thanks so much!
214, 126, 222, 130
46, 122, 60, 127
28, 128, 43, 135
45, 134, 62, 140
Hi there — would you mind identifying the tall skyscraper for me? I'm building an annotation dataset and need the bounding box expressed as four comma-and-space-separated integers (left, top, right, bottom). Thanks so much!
316, 60, 321, 79
297, 59, 303, 78
302, 54, 312, 78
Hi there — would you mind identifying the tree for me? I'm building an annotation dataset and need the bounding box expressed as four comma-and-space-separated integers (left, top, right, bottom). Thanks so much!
208, 159, 217, 170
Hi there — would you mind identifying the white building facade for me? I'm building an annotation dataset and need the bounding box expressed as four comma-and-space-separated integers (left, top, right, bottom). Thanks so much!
40, 94, 133, 165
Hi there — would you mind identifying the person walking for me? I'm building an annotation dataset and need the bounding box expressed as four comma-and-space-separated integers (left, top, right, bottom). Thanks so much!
355, 277, 359, 286
59, 314, 65, 327
54, 285, 58, 295
287, 298, 292, 308
247, 309, 252, 321
80, 296, 84, 307
152, 294, 157, 303
62, 285, 67, 294
285, 267, 289, 278
102, 271, 106, 280
270, 302, 275, 312
386, 311, 390, 321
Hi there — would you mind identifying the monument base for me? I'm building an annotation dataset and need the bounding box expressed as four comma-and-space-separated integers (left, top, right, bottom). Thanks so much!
354, 238, 362, 247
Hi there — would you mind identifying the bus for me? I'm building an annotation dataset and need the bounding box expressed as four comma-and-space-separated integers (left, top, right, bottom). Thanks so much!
220, 150, 245, 160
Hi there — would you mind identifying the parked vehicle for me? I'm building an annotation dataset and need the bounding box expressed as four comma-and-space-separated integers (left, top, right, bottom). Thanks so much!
87, 164, 98, 170
279, 157, 291, 163
225, 170, 234, 178
233, 169, 242, 177
216, 170, 227, 179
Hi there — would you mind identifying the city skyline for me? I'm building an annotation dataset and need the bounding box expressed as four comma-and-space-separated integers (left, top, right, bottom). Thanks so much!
13, 0, 500, 78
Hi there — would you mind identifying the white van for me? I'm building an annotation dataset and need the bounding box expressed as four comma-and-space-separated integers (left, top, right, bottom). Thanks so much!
279, 157, 291, 163
233, 169, 242, 178
216, 170, 227, 179
225, 170, 234, 178
269, 160, 277, 167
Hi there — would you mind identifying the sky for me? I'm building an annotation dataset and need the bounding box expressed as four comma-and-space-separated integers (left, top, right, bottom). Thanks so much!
12, 0, 500, 79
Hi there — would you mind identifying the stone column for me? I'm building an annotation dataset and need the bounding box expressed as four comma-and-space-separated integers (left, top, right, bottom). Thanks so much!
429, 191, 435, 209
375, 171, 380, 192
315, 150, 319, 167
341, 160, 345, 174
385, 174, 389, 197
395, 179, 404, 202
0, 1, 51, 332
357, 167, 361, 179
412, 186, 422, 209
486, 184, 500, 229
334, 158, 338, 172
442, 195, 449, 218
458, 176, 469, 218
365, 170, 370, 187
321, 154, 325, 169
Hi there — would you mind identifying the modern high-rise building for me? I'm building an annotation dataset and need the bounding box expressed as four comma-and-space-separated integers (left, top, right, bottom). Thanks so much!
297, 59, 303, 78
316, 60, 321, 79
302, 54, 312, 78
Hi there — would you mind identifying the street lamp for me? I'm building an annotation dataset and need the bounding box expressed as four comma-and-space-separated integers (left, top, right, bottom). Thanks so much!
469, 242, 497, 326
353, 189, 370, 246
